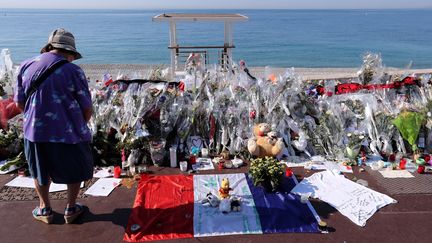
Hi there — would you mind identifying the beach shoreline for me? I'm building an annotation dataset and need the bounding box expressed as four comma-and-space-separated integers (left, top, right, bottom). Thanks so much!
79, 64, 432, 81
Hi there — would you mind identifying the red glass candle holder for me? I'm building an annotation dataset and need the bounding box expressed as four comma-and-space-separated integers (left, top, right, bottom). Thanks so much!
218, 162, 224, 170
399, 159, 407, 170
113, 166, 121, 178
285, 168, 293, 177
189, 155, 196, 164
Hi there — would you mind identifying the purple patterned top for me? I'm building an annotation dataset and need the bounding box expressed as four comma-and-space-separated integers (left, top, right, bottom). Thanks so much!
14, 52, 92, 144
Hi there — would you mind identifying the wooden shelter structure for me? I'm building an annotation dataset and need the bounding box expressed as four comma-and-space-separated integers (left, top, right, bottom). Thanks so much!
152, 13, 248, 78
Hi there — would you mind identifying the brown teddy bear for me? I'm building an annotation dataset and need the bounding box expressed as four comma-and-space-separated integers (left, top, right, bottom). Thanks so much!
247, 123, 284, 157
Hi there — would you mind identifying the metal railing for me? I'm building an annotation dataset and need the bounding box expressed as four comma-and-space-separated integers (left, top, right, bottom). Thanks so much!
169, 45, 234, 73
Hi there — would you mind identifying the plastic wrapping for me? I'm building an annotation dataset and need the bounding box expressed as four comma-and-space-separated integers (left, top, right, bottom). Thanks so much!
357, 52, 384, 85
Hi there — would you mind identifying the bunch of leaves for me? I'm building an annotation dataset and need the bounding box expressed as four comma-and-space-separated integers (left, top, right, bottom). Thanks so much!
308, 110, 344, 158
342, 99, 365, 117
91, 128, 121, 166
344, 132, 366, 165
346, 132, 366, 149
0, 151, 25, 172
249, 156, 284, 191
392, 111, 425, 151
374, 112, 395, 135
0, 129, 17, 147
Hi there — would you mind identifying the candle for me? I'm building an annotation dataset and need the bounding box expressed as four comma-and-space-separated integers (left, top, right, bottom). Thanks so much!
201, 148, 209, 157
170, 147, 177, 168
285, 168, 293, 177
180, 161, 188, 172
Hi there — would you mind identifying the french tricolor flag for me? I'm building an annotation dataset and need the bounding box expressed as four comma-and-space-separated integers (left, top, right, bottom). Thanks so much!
124, 173, 320, 242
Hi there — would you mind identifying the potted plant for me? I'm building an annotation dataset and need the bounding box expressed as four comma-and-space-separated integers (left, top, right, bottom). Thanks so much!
249, 156, 284, 192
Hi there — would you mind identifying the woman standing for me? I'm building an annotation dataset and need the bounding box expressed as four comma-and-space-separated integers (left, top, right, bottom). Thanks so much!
14, 28, 93, 224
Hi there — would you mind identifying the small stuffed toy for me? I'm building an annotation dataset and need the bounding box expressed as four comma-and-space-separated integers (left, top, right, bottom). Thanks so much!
219, 178, 232, 199
219, 198, 231, 213
230, 197, 241, 212
201, 192, 220, 207
247, 123, 284, 157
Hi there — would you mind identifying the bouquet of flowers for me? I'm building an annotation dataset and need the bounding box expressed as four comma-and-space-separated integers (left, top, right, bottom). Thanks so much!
0, 49, 17, 97
344, 132, 366, 165
393, 110, 425, 152
249, 156, 284, 192
357, 52, 384, 85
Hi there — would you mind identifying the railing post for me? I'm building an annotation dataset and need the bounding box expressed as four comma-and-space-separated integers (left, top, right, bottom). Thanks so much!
169, 20, 177, 79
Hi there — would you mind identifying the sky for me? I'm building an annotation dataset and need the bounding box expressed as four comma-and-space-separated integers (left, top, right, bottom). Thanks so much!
1, 0, 431, 9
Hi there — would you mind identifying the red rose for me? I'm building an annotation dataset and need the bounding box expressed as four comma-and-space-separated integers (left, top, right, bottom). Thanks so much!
423, 154, 430, 163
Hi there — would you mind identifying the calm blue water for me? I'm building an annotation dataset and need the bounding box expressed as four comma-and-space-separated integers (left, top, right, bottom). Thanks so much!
1, 9, 431, 68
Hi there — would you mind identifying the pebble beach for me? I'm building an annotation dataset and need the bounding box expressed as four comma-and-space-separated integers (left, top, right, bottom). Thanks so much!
79, 64, 432, 81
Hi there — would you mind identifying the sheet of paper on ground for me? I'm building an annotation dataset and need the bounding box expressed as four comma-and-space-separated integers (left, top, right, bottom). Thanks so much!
378, 170, 414, 178
84, 178, 121, 196
283, 156, 353, 173
93, 167, 113, 178
192, 158, 214, 171
5, 176, 84, 192
291, 170, 396, 226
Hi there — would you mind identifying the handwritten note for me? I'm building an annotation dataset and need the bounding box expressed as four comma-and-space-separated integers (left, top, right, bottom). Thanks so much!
291, 171, 396, 226
84, 178, 121, 197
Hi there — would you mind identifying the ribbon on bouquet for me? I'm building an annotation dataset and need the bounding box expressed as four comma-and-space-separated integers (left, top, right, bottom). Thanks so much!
335, 77, 421, 95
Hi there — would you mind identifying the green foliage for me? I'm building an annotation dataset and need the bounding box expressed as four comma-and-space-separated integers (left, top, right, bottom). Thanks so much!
249, 156, 284, 191
0, 152, 25, 172
392, 111, 425, 151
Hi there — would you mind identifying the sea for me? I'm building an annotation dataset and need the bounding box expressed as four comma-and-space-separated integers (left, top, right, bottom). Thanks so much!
1, 9, 431, 68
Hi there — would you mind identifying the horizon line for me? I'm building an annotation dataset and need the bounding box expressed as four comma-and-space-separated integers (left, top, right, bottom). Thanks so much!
2, 7, 432, 11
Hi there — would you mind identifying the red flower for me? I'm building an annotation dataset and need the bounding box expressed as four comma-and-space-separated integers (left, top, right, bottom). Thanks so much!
249, 110, 256, 119
423, 154, 430, 163
178, 81, 185, 91
316, 85, 325, 95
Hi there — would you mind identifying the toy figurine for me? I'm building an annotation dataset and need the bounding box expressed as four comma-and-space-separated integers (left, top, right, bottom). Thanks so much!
230, 197, 241, 212
219, 178, 232, 199
219, 198, 231, 213
201, 192, 220, 207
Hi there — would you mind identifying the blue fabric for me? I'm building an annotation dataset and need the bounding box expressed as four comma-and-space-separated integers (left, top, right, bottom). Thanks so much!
24, 138, 93, 186
246, 174, 320, 234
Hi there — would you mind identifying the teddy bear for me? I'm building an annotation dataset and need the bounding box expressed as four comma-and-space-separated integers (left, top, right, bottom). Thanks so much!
247, 123, 284, 157
219, 178, 232, 199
